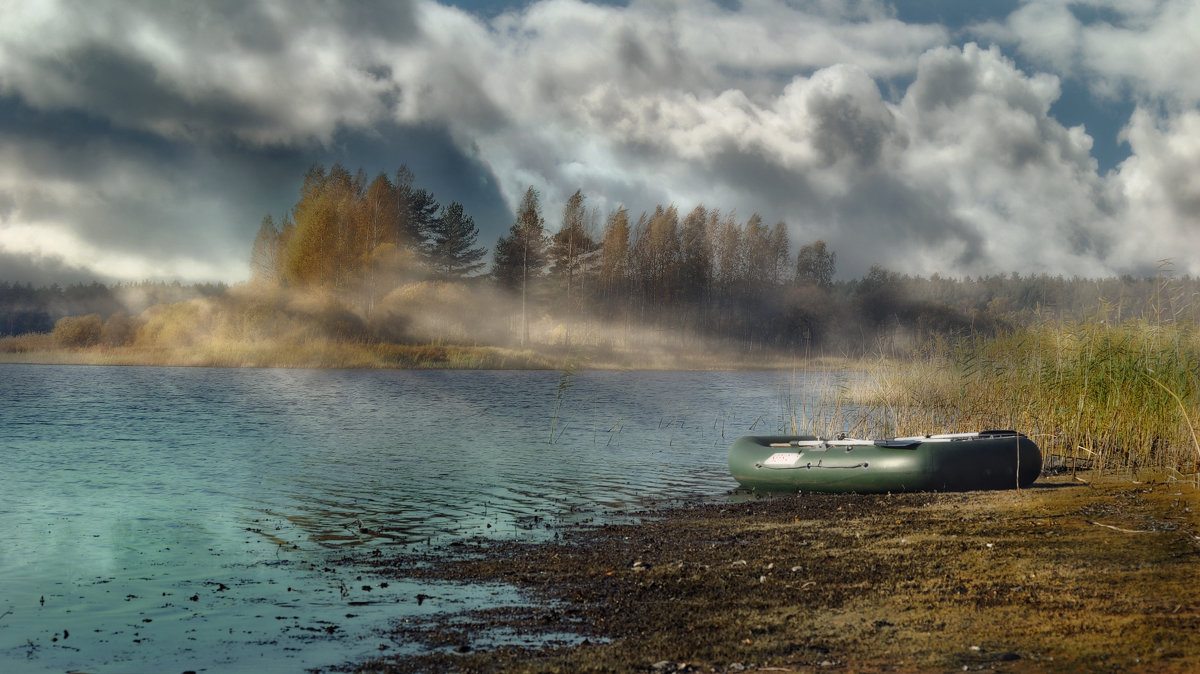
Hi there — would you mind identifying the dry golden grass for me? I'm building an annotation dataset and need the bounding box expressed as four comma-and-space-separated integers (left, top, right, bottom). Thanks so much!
829, 321, 1200, 477
0, 332, 53, 354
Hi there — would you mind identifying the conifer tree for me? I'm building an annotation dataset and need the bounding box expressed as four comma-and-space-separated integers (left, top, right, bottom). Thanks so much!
284, 164, 342, 288
491, 187, 548, 344
424, 201, 487, 280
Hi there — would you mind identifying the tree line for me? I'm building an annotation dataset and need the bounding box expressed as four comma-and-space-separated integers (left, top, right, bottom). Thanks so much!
3, 162, 1198, 355
246, 164, 849, 348
249, 164, 486, 312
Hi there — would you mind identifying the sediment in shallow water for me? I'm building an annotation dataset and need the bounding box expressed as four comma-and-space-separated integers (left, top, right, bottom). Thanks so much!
350, 474, 1200, 673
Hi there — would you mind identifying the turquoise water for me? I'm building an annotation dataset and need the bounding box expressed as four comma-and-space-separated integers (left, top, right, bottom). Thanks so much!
0, 364, 815, 671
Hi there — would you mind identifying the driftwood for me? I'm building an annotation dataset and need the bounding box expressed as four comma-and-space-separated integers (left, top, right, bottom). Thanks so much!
1087, 520, 1153, 534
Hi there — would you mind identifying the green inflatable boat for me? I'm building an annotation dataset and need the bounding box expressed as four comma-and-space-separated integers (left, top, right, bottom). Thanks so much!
729, 430, 1042, 493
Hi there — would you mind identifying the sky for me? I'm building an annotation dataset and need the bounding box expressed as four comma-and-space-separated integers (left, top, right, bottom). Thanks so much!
1, 0, 1198, 286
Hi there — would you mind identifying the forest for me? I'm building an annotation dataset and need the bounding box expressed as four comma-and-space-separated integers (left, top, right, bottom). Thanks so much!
2, 163, 1199, 361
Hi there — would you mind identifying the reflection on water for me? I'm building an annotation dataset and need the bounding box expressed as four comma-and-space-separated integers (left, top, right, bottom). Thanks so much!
0, 364, 843, 671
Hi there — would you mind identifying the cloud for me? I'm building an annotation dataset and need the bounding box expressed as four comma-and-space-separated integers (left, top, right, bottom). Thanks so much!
1107, 108, 1200, 271
972, 0, 1200, 275
465, 32, 1123, 277
975, 0, 1200, 107
0, 0, 417, 145
0, 220, 237, 283
0, 249, 112, 287
0, 94, 285, 281
894, 43, 1116, 272
0, 0, 1197, 286
444, 0, 948, 213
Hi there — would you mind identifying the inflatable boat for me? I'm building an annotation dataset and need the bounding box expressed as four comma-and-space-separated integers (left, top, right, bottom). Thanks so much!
729, 430, 1042, 493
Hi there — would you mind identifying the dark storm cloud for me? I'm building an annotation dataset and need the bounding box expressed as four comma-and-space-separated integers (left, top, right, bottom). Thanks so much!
906, 49, 976, 113
808, 83, 896, 168
0, 249, 123, 287
322, 121, 511, 236
701, 144, 822, 222
327, 0, 421, 42
34, 44, 275, 143
835, 172, 984, 272
0, 94, 177, 164
0, 94, 258, 252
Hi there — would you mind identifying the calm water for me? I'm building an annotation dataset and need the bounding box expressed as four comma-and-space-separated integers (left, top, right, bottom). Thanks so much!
0, 364, 820, 672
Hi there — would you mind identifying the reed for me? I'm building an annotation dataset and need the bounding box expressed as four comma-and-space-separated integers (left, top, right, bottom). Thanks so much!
0, 332, 54, 354
780, 368, 874, 438
548, 361, 577, 443
837, 321, 1200, 480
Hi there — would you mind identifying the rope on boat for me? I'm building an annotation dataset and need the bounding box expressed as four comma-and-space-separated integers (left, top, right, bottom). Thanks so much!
755, 461, 870, 470
768, 430, 1021, 449
769, 438, 876, 448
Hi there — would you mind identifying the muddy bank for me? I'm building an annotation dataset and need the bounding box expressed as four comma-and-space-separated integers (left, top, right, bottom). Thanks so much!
344, 475, 1199, 672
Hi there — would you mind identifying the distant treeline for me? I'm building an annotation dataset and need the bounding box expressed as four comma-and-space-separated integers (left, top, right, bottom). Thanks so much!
0, 281, 227, 337
6, 269, 1194, 353
3, 162, 1198, 355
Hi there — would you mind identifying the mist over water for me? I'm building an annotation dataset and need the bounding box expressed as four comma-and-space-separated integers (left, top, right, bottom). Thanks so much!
0, 364, 834, 671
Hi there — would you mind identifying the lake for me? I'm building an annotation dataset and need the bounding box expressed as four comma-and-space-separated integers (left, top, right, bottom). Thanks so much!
0, 364, 836, 672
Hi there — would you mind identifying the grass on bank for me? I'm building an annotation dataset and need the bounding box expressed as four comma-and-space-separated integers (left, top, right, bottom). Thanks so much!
0, 334, 564, 370
830, 320, 1200, 479
0, 332, 815, 371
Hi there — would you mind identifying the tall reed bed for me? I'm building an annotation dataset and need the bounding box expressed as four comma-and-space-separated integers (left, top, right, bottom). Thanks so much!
848, 321, 1200, 480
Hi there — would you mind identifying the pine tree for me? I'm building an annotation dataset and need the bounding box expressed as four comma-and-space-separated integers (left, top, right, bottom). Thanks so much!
424, 201, 487, 280
491, 187, 548, 344
395, 166, 439, 249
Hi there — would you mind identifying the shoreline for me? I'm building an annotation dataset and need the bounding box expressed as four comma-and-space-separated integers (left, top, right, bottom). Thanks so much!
0, 342, 851, 371
343, 474, 1200, 673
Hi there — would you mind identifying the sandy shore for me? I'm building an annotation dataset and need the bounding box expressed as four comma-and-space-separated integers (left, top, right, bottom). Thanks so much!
341, 473, 1200, 673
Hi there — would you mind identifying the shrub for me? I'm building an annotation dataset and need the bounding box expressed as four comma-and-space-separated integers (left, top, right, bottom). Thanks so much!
101, 312, 142, 347
312, 299, 366, 341
53, 314, 103, 348
135, 301, 208, 348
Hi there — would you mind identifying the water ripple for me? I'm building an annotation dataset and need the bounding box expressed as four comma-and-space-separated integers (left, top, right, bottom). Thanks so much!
0, 364, 822, 671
